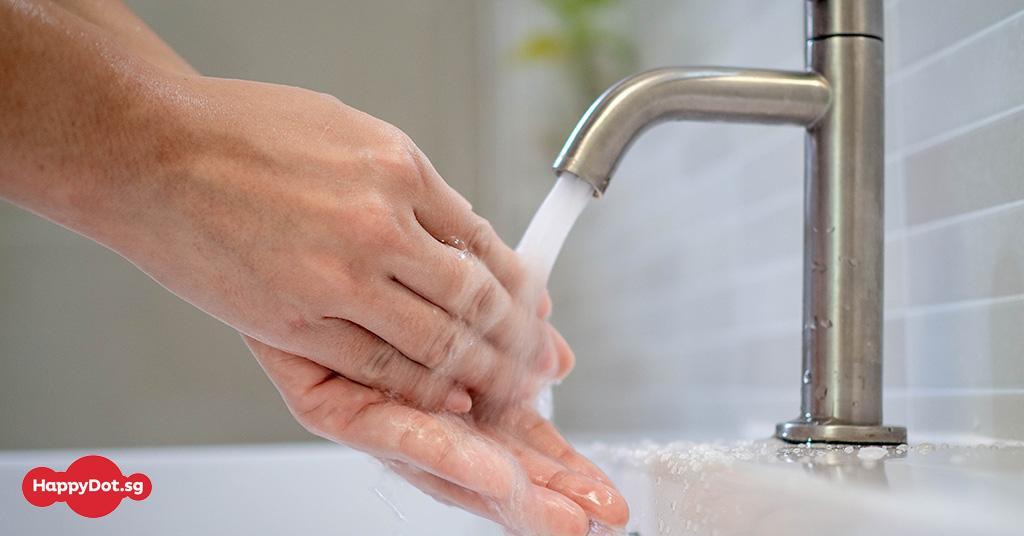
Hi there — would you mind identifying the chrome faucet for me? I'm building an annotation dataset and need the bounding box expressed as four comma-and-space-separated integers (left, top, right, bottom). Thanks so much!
554, 0, 905, 444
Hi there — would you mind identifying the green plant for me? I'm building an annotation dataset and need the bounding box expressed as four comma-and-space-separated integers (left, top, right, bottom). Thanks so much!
515, 0, 637, 115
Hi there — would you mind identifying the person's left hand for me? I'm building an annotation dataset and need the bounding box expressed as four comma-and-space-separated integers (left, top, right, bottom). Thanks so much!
244, 336, 628, 536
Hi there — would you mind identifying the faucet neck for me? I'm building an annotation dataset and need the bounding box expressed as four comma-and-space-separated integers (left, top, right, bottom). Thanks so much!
806, 0, 884, 41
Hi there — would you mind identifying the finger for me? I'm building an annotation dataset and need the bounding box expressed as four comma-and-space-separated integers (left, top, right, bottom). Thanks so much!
389, 461, 591, 536
340, 279, 500, 388
390, 223, 518, 336
547, 324, 576, 381
246, 336, 604, 532
243, 335, 388, 429
247, 335, 520, 500
343, 278, 558, 408
409, 158, 530, 295
488, 430, 628, 528
379, 217, 559, 382
537, 290, 553, 319
386, 461, 496, 518
500, 407, 615, 487
547, 471, 630, 529
303, 318, 471, 413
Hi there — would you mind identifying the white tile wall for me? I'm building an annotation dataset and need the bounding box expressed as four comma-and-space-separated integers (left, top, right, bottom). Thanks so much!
480, 0, 1024, 441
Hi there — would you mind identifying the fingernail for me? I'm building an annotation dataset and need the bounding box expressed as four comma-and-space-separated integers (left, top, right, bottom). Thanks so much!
547, 472, 630, 528
444, 389, 473, 413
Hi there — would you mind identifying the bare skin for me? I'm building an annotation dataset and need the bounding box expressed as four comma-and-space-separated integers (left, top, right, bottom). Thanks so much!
0, 1, 624, 534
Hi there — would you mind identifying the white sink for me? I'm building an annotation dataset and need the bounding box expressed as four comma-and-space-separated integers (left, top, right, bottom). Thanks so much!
1, 444, 497, 535
3, 440, 1022, 535
590, 439, 1024, 536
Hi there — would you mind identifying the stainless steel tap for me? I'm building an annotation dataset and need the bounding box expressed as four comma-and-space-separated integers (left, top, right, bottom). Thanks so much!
554, 0, 906, 444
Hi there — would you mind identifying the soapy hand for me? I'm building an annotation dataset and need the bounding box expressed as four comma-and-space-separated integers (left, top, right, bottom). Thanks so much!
245, 335, 628, 535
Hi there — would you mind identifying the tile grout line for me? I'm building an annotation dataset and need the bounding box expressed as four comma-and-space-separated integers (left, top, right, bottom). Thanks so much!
886, 387, 1024, 397
886, 292, 1024, 320
886, 8, 1024, 85
886, 197, 1024, 242
886, 101, 1024, 163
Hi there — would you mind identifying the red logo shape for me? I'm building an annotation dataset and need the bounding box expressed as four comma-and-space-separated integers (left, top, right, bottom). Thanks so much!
22, 455, 152, 518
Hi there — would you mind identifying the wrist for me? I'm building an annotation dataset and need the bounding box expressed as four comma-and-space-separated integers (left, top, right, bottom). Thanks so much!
69, 71, 209, 257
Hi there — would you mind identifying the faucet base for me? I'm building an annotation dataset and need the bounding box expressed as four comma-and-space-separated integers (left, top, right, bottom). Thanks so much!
775, 421, 907, 445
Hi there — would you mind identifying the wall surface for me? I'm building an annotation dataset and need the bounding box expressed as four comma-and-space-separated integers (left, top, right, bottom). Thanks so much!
0, 0, 480, 449
480, 0, 1024, 442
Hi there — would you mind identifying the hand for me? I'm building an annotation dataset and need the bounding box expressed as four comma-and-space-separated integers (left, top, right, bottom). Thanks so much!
245, 336, 628, 536
104, 75, 571, 412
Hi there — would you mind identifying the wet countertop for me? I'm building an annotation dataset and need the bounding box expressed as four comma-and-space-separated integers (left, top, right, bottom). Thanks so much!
584, 439, 1024, 536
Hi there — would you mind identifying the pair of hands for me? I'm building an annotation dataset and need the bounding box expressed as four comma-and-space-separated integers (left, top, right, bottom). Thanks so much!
0, 1, 628, 533
181, 76, 628, 533
181, 75, 626, 536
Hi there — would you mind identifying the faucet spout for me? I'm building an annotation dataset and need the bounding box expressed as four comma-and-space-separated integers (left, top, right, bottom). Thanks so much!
553, 68, 831, 195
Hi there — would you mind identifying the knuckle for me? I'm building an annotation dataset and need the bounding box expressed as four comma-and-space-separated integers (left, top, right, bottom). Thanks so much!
314, 91, 344, 108
422, 324, 462, 370
377, 128, 428, 187
360, 343, 401, 383
292, 395, 330, 437
465, 279, 499, 322
349, 193, 405, 248
398, 412, 435, 452
465, 217, 495, 259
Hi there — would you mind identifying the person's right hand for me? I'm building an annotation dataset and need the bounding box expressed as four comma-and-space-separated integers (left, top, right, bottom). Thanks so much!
94, 74, 571, 413
244, 336, 627, 536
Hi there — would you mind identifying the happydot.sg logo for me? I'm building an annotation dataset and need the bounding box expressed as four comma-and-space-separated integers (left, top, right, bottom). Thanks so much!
22, 455, 152, 518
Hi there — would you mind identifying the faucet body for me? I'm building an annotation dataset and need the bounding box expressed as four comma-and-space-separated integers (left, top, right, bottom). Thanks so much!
554, 0, 906, 444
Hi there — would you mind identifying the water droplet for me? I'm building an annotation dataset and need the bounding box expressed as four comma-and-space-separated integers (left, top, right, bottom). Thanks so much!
818, 317, 833, 329
826, 225, 836, 234
811, 260, 827, 273
802, 369, 813, 384
843, 446, 855, 454
857, 446, 888, 461
846, 257, 859, 267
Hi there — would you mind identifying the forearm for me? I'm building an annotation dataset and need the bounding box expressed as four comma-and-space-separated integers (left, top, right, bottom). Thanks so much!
50, 0, 197, 75
0, 0, 196, 250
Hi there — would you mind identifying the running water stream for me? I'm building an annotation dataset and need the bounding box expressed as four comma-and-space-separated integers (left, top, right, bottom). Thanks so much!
518, 173, 627, 536
517, 172, 596, 283
516, 172, 596, 419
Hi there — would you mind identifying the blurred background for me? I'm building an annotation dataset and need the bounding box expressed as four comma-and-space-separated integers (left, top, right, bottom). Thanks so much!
2, 0, 1023, 449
